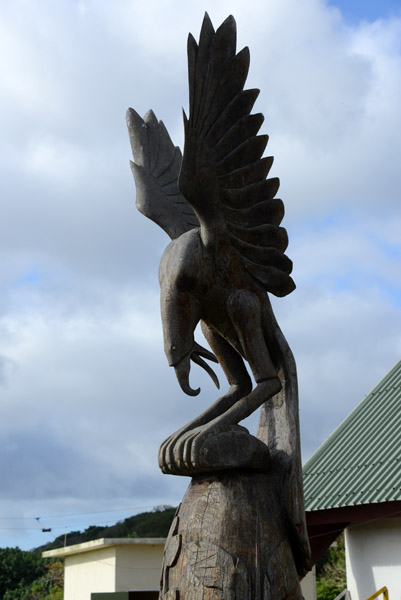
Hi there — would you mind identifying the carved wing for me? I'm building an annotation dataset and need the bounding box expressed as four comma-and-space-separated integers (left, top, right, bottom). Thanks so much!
179, 13, 295, 297
126, 108, 199, 240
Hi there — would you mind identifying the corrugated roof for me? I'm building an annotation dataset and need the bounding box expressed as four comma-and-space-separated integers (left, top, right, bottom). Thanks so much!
303, 359, 401, 511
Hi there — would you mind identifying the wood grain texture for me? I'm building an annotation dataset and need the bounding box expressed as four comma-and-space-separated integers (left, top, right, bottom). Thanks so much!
160, 473, 304, 600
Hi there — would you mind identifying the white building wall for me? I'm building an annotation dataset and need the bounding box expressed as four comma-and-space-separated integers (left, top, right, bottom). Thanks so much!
64, 546, 116, 600
301, 566, 317, 600
115, 544, 164, 591
345, 517, 401, 600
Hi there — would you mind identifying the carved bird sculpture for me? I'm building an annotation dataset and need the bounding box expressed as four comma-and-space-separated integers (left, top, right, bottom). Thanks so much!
127, 12, 311, 577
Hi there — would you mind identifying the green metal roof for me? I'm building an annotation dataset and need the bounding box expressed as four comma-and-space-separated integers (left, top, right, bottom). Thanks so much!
303, 359, 401, 511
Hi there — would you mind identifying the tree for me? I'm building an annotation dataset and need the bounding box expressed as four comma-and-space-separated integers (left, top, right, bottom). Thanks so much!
0, 547, 45, 599
316, 533, 346, 600
3, 561, 63, 600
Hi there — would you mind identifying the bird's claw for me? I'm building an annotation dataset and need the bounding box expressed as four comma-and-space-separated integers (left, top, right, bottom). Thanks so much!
158, 423, 269, 476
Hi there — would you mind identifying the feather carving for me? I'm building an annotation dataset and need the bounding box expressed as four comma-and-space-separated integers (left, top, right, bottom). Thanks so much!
179, 13, 295, 297
126, 108, 199, 240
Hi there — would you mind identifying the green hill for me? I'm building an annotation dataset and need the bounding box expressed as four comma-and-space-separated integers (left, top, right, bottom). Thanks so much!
0, 507, 176, 600
37, 505, 177, 552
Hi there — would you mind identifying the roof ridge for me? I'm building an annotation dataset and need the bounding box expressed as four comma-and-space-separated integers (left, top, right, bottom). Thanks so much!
303, 358, 401, 472
368, 358, 401, 395
303, 357, 401, 511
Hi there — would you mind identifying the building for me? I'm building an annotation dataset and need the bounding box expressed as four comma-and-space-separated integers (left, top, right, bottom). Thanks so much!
43, 538, 164, 600
303, 358, 401, 600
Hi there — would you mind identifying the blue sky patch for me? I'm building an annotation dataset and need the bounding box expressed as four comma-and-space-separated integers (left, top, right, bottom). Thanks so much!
16, 269, 43, 286
329, 0, 401, 24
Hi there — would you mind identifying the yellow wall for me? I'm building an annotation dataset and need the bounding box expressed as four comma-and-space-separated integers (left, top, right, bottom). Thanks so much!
115, 544, 163, 591
64, 546, 116, 600
301, 566, 317, 600
63, 542, 164, 600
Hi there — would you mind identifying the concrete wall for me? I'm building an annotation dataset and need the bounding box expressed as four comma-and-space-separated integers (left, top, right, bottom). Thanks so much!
61, 541, 164, 600
64, 546, 116, 600
115, 544, 163, 591
300, 566, 316, 600
345, 517, 401, 600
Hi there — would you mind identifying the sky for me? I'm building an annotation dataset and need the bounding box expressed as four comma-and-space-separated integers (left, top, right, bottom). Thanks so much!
0, 0, 400, 551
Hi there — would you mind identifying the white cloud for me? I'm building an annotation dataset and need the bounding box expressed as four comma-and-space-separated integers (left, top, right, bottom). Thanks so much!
25, 138, 88, 183
0, 0, 400, 549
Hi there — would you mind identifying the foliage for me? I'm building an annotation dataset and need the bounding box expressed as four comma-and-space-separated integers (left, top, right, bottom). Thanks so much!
316, 533, 346, 600
1, 507, 177, 599
39, 505, 177, 552
3, 561, 63, 600
0, 547, 45, 599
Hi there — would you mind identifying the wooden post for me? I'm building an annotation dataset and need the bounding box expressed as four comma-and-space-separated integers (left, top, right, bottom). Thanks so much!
160, 472, 303, 600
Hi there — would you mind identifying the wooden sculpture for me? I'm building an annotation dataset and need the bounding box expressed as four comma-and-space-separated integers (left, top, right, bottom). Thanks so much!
127, 13, 311, 599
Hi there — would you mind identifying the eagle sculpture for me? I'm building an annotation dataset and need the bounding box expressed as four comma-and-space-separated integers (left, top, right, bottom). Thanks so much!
127, 13, 310, 577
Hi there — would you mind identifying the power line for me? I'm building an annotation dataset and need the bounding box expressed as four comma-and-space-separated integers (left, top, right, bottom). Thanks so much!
0, 503, 177, 533
0, 503, 174, 521
0, 518, 131, 531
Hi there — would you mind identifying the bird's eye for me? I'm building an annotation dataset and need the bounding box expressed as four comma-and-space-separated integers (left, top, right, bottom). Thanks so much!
171, 345, 176, 351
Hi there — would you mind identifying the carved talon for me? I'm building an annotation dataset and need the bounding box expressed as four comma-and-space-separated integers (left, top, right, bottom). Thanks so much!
158, 422, 272, 476
159, 433, 180, 474
189, 426, 218, 469
183, 425, 218, 471
159, 426, 198, 474
158, 425, 219, 475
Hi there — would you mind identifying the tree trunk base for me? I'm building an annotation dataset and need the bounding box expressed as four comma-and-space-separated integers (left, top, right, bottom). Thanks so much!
160, 470, 304, 600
